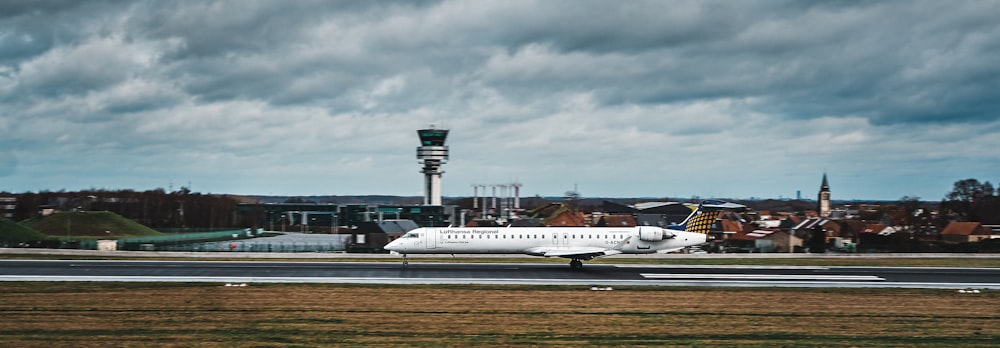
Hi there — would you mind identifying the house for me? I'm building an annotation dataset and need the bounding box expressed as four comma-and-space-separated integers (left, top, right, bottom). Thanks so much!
882, 210, 909, 226
726, 229, 802, 253
856, 223, 904, 252
940, 222, 993, 243
794, 217, 858, 252
594, 215, 637, 227
793, 217, 843, 242
840, 220, 867, 241
529, 203, 587, 227
718, 218, 743, 239
861, 224, 896, 236
546, 210, 587, 227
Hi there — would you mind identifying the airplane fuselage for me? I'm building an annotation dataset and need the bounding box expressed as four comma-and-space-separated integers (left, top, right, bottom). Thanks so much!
384, 226, 707, 256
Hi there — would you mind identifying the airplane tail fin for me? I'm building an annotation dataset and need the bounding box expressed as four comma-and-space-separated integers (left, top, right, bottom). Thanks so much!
678, 210, 722, 234
670, 200, 745, 234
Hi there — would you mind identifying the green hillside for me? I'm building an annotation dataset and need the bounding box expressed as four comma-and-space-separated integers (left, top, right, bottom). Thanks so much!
22, 211, 163, 239
0, 217, 52, 242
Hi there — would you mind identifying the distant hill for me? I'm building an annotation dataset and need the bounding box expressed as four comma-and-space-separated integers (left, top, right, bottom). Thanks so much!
0, 217, 52, 242
22, 211, 163, 238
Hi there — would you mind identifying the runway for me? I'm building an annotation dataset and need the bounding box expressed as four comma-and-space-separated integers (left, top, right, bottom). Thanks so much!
2, 259, 1000, 289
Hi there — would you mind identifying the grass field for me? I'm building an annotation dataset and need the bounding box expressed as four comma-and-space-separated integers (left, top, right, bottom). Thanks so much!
20, 211, 163, 237
0, 282, 997, 347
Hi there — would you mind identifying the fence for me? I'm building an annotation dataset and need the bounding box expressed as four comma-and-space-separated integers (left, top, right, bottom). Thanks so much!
57, 230, 350, 252
114, 229, 259, 251
157, 233, 349, 252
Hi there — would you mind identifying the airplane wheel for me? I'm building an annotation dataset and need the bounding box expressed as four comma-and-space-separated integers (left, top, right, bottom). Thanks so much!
570, 260, 583, 270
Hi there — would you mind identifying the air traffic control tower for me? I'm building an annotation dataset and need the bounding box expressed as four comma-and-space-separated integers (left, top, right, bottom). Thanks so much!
416, 127, 449, 205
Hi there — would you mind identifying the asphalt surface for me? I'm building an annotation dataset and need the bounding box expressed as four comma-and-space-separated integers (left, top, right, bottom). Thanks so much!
2, 259, 999, 289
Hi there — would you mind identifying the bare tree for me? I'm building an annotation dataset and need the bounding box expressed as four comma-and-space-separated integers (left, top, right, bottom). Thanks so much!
942, 178, 996, 222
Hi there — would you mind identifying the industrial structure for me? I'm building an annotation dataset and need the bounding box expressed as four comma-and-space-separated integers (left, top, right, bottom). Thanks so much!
471, 183, 523, 220
0, 196, 15, 219
239, 203, 457, 232
416, 127, 449, 206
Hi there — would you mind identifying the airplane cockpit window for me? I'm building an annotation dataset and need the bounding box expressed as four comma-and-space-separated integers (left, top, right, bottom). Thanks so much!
403, 232, 419, 238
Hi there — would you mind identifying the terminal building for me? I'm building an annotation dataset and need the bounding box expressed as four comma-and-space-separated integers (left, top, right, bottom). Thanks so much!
238, 203, 457, 233
236, 202, 457, 253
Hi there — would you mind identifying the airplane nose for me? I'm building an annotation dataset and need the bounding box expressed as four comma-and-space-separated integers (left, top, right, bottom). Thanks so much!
384, 240, 402, 252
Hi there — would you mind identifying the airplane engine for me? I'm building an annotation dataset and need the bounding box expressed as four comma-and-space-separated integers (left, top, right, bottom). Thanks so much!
638, 227, 669, 242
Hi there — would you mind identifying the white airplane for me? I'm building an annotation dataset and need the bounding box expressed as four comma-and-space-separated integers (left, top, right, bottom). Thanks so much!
384, 200, 742, 269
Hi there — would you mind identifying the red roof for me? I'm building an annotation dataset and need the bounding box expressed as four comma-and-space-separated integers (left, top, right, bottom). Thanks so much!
720, 219, 743, 233
941, 222, 990, 236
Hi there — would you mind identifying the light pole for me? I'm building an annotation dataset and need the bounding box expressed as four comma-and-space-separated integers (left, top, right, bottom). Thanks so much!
66, 207, 81, 247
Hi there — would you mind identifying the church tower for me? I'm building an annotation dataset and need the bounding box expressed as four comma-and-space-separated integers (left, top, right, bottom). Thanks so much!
818, 173, 831, 218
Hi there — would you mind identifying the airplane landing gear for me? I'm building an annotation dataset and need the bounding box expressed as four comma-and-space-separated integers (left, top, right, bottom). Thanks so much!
569, 259, 583, 270
402, 254, 409, 268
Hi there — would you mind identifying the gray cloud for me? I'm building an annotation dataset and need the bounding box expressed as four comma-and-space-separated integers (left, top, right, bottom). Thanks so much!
2, 0, 999, 199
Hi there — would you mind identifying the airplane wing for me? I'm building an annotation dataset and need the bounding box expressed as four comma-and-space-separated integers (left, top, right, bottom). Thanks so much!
524, 247, 622, 260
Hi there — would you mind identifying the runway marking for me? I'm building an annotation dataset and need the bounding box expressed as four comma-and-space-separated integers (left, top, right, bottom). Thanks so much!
640, 273, 885, 281
5, 275, 1000, 289
618, 265, 831, 270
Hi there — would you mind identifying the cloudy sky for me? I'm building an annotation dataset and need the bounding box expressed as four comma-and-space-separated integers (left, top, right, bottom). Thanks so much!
2, 1, 999, 201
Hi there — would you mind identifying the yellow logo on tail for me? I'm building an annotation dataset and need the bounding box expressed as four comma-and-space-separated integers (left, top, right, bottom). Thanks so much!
684, 211, 721, 234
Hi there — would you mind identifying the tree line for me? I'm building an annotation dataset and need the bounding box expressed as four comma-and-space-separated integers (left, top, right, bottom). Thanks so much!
3, 178, 997, 231
6, 188, 250, 230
